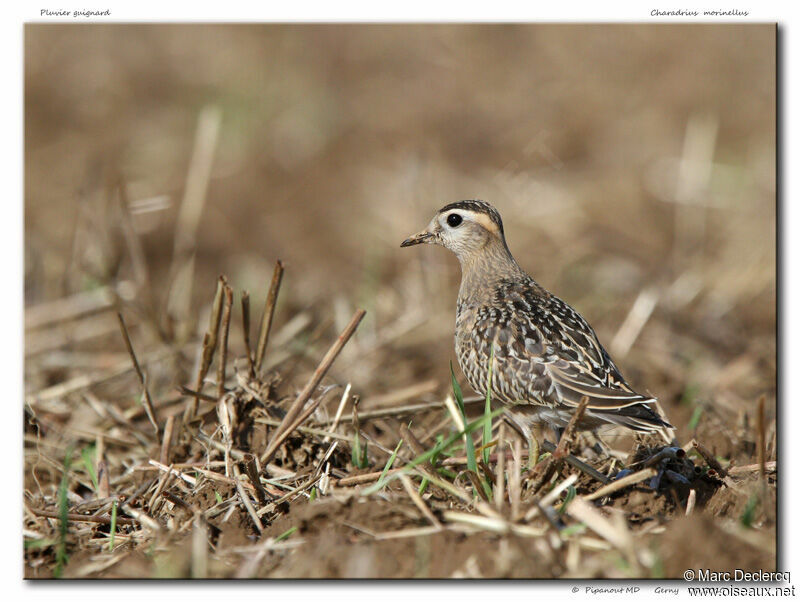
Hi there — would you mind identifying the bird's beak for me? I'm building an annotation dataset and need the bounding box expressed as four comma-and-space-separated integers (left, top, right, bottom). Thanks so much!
400, 230, 434, 247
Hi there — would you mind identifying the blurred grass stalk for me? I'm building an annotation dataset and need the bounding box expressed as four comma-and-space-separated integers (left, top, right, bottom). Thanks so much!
166, 105, 222, 342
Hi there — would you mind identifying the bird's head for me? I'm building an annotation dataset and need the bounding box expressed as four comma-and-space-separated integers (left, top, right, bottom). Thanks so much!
400, 200, 507, 261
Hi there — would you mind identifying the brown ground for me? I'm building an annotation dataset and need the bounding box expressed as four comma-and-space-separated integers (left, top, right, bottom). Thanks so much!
24, 24, 776, 579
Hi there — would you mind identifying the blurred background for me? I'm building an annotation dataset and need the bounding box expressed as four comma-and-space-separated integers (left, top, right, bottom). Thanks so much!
25, 24, 776, 453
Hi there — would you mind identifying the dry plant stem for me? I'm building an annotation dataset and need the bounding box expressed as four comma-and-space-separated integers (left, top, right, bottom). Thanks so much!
256, 474, 323, 517
441, 443, 608, 485
28, 506, 135, 526
233, 464, 264, 533
399, 423, 435, 472
162, 490, 195, 515
115, 178, 157, 322
148, 464, 176, 510
565, 496, 633, 555
373, 526, 447, 542
255, 417, 352, 443
96, 435, 110, 498
148, 460, 198, 486
495, 422, 506, 511
691, 439, 727, 477
97, 459, 110, 499
184, 276, 226, 422
241, 291, 255, 377
465, 471, 491, 502
25, 285, 116, 331
218, 397, 234, 477
134, 461, 226, 470
756, 394, 771, 519
255, 260, 284, 374
260, 308, 366, 466
540, 441, 610, 486
192, 467, 278, 496
119, 503, 161, 532
528, 397, 590, 493
323, 383, 351, 444
116, 312, 159, 435
216, 284, 234, 400
685, 488, 697, 516
728, 461, 776, 476
160, 415, 176, 466
479, 459, 497, 485
399, 473, 442, 530
442, 448, 527, 466
336, 468, 404, 487
166, 106, 222, 338
242, 454, 268, 505
583, 467, 657, 501
260, 386, 340, 469
195, 432, 295, 478
314, 396, 486, 427
510, 439, 522, 521
538, 474, 579, 509
610, 287, 658, 359
392, 425, 442, 488
192, 514, 209, 578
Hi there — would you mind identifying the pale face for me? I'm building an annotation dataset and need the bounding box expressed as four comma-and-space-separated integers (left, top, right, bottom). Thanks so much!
401, 208, 501, 259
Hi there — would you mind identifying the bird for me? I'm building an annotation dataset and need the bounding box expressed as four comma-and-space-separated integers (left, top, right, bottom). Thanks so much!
401, 200, 671, 445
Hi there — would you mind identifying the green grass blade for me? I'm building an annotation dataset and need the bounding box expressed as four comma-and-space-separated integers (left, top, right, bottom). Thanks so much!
361, 407, 505, 496
55, 445, 74, 578
352, 432, 369, 469
275, 526, 297, 542
24, 538, 57, 550
688, 405, 704, 430
560, 523, 587, 537
450, 362, 477, 475
372, 439, 404, 492
558, 485, 577, 514
740, 493, 759, 528
81, 446, 98, 492
108, 500, 118, 551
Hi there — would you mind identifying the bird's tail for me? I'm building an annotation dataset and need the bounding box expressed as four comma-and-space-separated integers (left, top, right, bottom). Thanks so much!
595, 401, 673, 434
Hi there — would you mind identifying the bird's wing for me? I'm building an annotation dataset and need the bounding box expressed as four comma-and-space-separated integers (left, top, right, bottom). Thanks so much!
494, 283, 655, 411
542, 294, 656, 409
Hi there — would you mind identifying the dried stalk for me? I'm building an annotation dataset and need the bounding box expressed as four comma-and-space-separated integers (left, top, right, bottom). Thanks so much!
255, 260, 284, 374
756, 394, 771, 520
337, 468, 404, 487
495, 422, 506, 511
28, 506, 135, 526
116, 312, 159, 435
399, 473, 442, 530
583, 467, 657, 501
241, 291, 255, 377
160, 415, 176, 466
166, 105, 222, 340
260, 309, 366, 466
233, 464, 264, 533
183, 276, 225, 422
241, 454, 269, 505
216, 284, 234, 400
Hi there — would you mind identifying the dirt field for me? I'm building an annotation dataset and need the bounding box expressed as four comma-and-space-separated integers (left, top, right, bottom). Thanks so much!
23, 24, 776, 579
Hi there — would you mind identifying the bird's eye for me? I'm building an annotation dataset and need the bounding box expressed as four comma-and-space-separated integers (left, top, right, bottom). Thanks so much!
447, 213, 463, 228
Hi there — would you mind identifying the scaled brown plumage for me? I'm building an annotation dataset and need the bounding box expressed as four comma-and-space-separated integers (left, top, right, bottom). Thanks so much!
402, 200, 671, 440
